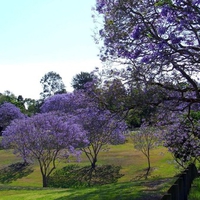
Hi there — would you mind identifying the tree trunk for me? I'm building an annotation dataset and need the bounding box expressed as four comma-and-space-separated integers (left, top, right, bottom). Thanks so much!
91, 157, 97, 169
145, 153, 151, 179
42, 174, 48, 187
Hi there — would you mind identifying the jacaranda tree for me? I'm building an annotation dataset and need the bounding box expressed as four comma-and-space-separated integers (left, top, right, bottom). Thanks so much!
77, 106, 126, 169
94, 0, 200, 165
2, 112, 87, 187
95, 0, 200, 99
41, 92, 127, 169
160, 105, 200, 168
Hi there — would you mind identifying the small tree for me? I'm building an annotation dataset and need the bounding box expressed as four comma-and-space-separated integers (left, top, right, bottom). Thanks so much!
2, 112, 87, 187
131, 124, 159, 179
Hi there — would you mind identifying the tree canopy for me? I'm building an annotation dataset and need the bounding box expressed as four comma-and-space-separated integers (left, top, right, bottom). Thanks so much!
95, 0, 200, 104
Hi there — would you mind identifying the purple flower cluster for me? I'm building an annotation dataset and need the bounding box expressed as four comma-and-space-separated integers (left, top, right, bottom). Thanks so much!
94, 0, 200, 97
2, 112, 87, 160
0, 102, 26, 128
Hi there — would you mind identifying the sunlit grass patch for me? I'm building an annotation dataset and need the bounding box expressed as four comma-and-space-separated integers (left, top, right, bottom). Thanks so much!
0, 139, 178, 199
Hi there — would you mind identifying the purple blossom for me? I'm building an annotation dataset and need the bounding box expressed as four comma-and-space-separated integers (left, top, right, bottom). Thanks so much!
131, 25, 141, 40
96, 0, 106, 13
141, 56, 150, 63
131, 49, 142, 59
0, 102, 26, 129
158, 26, 166, 35
160, 6, 169, 17
40, 92, 90, 114
170, 33, 182, 44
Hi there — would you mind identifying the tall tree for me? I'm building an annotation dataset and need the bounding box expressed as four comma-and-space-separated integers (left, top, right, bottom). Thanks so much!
94, 0, 200, 105
24, 98, 40, 116
40, 71, 66, 100
94, 0, 200, 163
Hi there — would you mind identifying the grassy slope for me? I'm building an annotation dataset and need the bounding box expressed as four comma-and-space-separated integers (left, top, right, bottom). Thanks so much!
0, 140, 179, 200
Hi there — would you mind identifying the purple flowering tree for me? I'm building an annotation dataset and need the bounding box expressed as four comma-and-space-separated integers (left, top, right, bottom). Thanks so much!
2, 112, 87, 187
95, 0, 200, 95
94, 0, 200, 165
160, 105, 200, 168
41, 92, 127, 169
77, 106, 126, 169
0, 102, 25, 132
94, 0, 200, 106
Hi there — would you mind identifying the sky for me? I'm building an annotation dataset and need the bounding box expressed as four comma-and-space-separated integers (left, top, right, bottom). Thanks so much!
0, 0, 102, 100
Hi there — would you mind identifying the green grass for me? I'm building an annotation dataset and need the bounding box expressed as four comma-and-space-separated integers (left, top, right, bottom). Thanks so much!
0, 140, 178, 199
189, 177, 200, 200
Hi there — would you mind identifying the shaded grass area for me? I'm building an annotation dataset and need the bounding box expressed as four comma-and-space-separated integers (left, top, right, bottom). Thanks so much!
0, 140, 178, 199
189, 177, 200, 200
0, 179, 173, 200
48, 164, 124, 188
0, 162, 33, 184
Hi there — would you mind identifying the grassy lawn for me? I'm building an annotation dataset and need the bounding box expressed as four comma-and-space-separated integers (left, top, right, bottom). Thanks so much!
0, 140, 179, 200
189, 177, 200, 200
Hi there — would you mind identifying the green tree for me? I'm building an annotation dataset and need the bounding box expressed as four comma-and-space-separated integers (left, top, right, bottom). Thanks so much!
40, 71, 66, 100
24, 98, 39, 116
71, 71, 95, 90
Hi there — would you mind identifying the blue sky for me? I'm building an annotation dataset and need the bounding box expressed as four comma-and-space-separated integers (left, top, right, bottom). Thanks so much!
0, 0, 101, 99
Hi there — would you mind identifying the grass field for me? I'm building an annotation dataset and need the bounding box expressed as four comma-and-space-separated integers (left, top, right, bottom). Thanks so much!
0, 139, 180, 200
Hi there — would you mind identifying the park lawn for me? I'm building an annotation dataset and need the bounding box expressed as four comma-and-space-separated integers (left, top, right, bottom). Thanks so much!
0, 140, 178, 199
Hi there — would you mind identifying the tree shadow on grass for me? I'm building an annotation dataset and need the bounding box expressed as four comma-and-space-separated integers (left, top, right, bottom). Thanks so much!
53, 178, 169, 200
0, 162, 33, 183
48, 164, 124, 188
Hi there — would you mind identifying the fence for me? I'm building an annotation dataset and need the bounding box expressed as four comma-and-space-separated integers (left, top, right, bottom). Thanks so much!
161, 163, 199, 200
